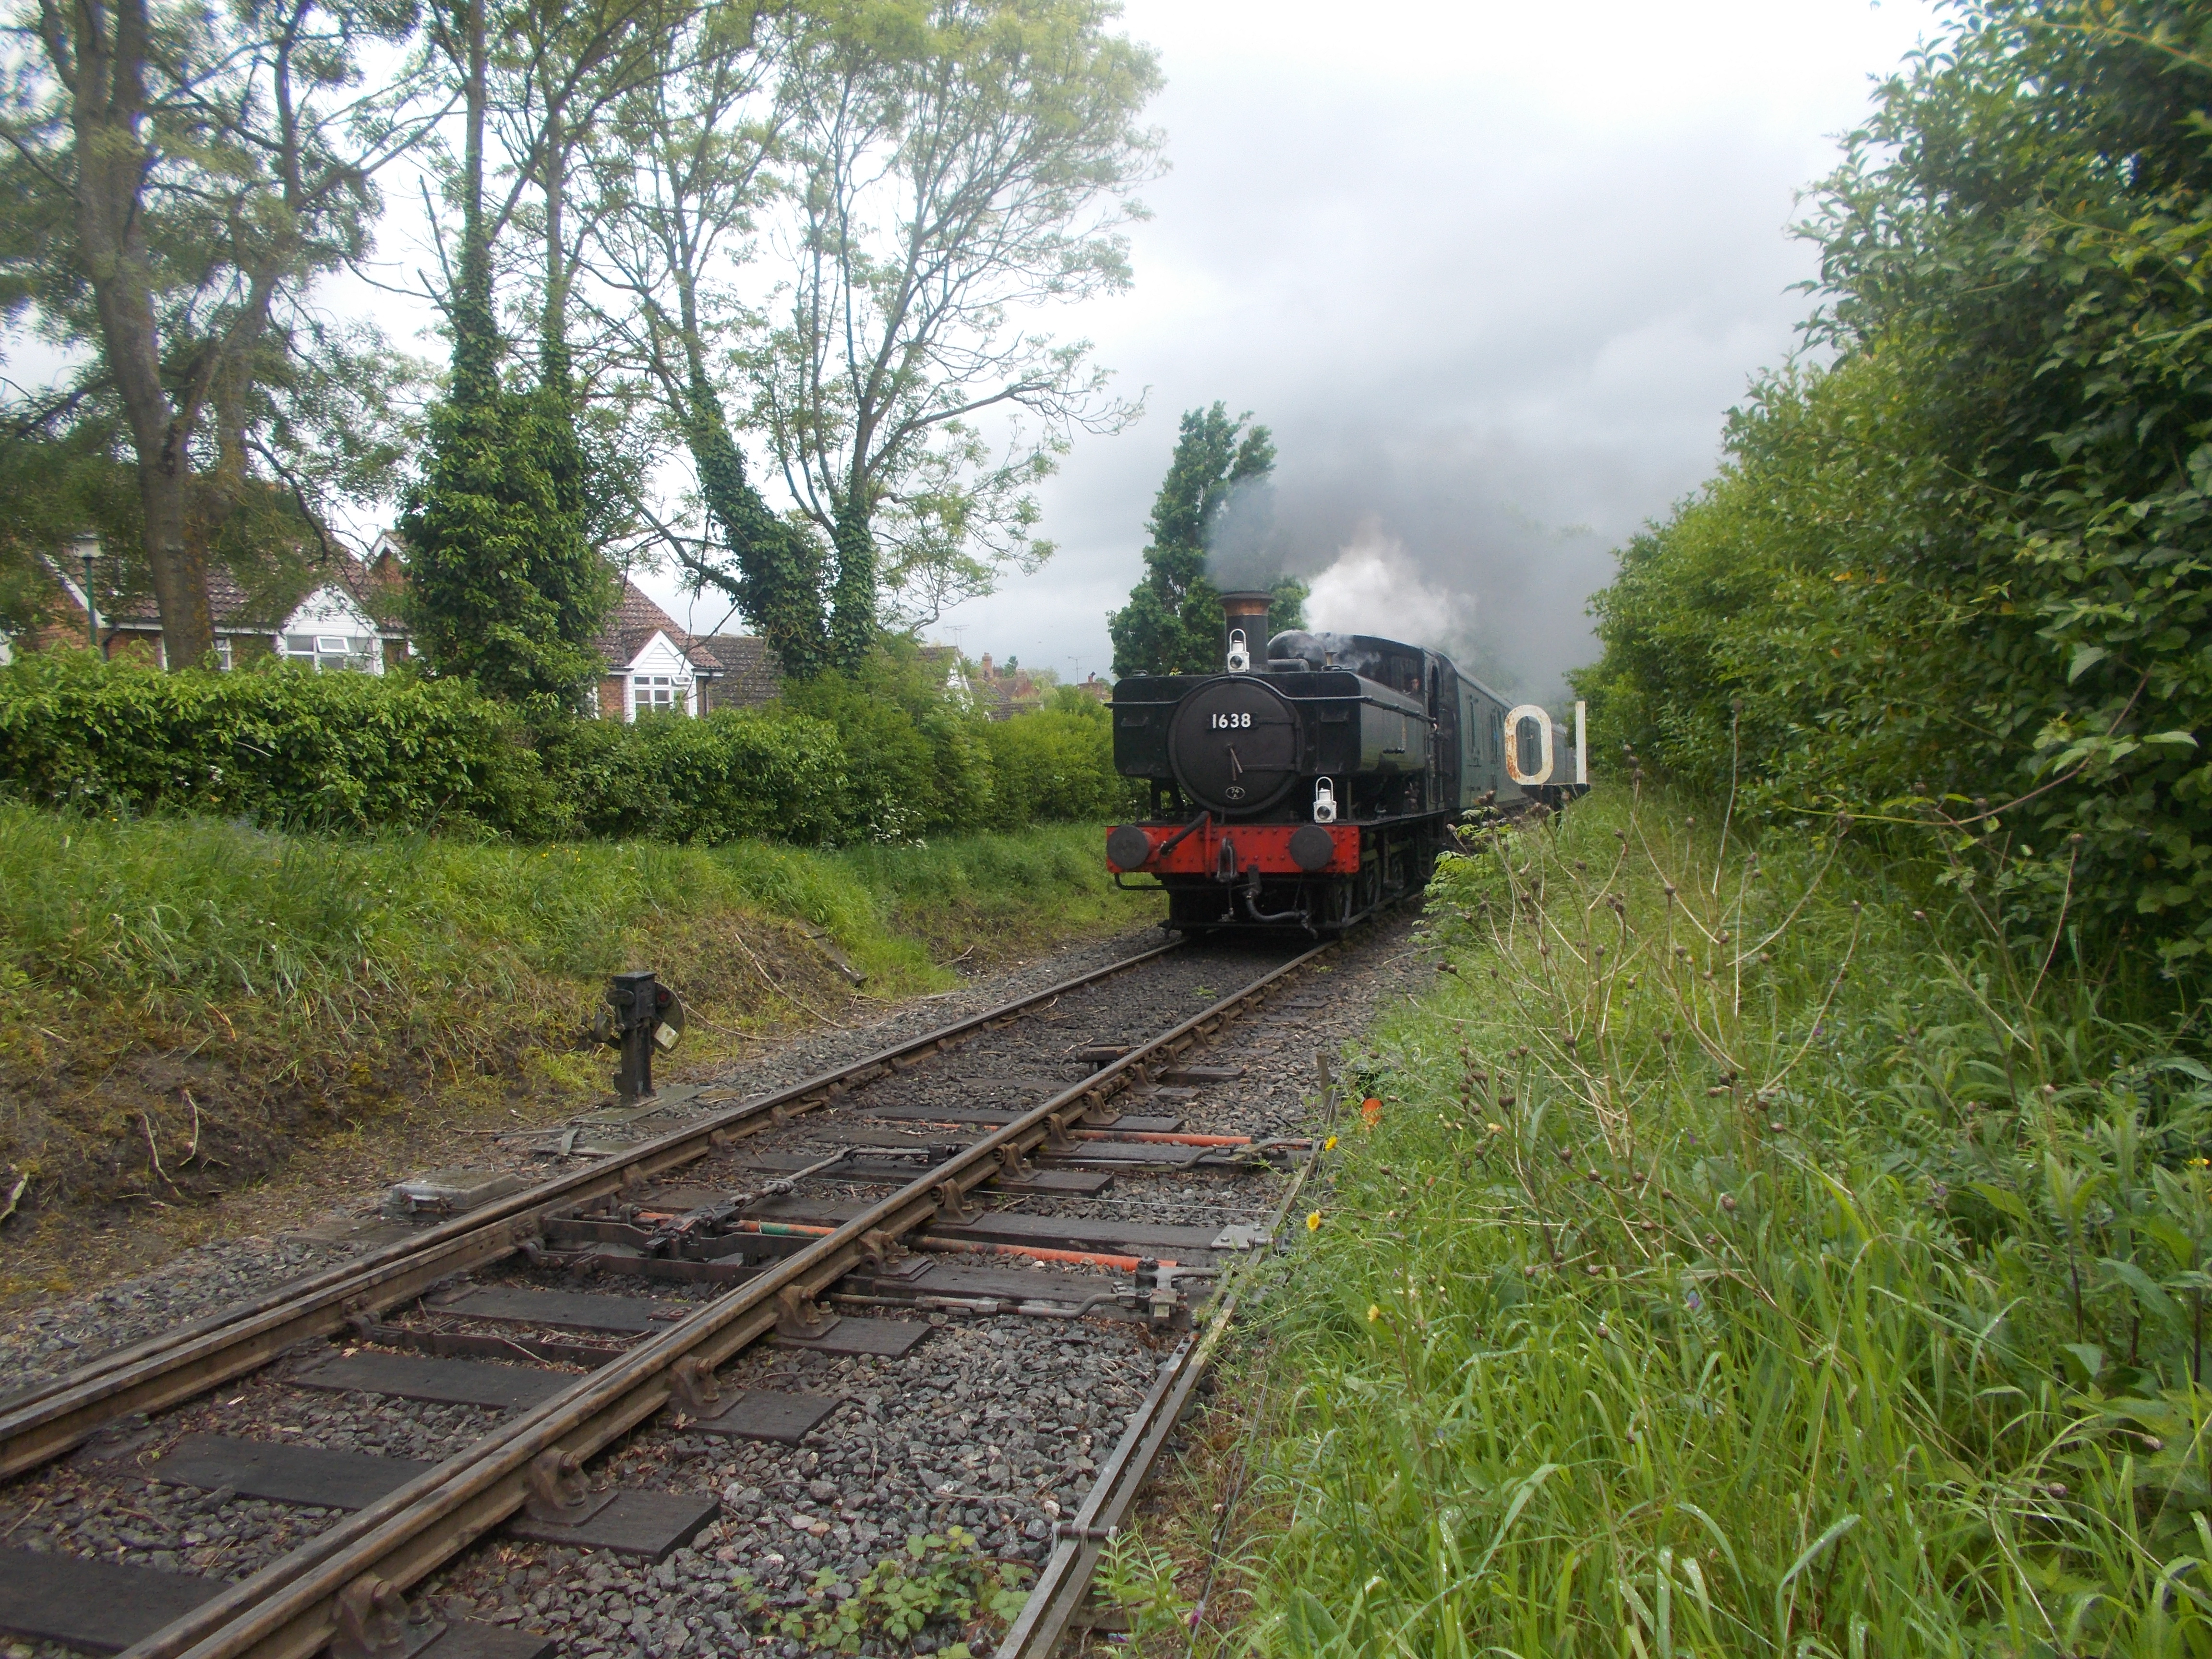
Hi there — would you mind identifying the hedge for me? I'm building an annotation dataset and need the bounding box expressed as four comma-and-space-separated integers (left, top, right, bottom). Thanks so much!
0, 650, 1131, 845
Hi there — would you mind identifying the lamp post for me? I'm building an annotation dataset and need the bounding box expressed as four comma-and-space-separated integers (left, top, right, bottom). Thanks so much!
71, 534, 99, 653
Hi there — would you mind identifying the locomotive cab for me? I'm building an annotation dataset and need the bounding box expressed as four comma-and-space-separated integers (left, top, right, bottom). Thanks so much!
1105, 592, 1585, 934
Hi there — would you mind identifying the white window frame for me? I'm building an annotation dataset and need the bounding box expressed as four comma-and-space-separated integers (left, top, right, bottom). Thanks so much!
631, 672, 680, 719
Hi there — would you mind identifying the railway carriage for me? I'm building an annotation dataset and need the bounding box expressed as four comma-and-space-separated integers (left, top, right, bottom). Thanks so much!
1106, 590, 1586, 934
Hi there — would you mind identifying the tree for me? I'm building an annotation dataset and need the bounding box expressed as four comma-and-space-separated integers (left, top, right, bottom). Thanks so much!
1577, 0, 2212, 963
399, 0, 664, 703
583, 1, 834, 676
6, 0, 433, 666
1107, 402, 1303, 676
751, 0, 1163, 669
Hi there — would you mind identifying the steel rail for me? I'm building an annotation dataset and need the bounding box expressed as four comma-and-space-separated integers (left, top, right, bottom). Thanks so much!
122, 940, 1333, 1659
0, 939, 1189, 1480
997, 1067, 1336, 1658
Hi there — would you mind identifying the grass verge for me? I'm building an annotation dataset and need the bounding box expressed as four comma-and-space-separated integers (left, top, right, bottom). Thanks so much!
0, 803, 1152, 1285
1164, 783, 2212, 1656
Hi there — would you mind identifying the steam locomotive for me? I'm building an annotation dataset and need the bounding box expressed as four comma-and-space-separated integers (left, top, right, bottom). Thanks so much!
1105, 590, 1586, 934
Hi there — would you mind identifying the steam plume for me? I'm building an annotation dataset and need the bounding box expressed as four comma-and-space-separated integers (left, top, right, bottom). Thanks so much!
1202, 442, 1610, 702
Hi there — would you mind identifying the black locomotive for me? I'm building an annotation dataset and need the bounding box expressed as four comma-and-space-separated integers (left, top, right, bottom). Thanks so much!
1106, 590, 1585, 933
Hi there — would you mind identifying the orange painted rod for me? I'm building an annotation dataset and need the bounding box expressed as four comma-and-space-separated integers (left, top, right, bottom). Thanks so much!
720, 1217, 1169, 1274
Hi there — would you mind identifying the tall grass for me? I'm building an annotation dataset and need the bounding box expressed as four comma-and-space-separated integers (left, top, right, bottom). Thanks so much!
0, 803, 1150, 1210
1225, 785, 2212, 1656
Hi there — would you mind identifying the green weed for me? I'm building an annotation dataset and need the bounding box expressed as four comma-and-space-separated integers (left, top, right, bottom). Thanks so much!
1226, 783, 2212, 1656
0, 804, 1154, 1213
738, 1527, 1030, 1656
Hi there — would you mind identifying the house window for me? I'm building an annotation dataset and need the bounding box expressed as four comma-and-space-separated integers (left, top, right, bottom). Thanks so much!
216, 638, 234, 671
283, 633, 375, 672
632, 674, 680, 717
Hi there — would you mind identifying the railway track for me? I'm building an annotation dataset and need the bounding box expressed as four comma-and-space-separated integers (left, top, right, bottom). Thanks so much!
0, 929, 1366, 1659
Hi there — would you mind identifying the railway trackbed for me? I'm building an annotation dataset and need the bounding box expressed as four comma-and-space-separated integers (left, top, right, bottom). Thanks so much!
0, 927, 1390, 1659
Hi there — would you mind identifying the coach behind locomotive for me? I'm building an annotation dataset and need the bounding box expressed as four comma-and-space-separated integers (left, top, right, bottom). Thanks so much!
1105, 590, 1585, 933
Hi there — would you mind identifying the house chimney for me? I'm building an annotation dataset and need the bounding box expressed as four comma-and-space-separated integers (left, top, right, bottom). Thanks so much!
1219, 590, 1270, 674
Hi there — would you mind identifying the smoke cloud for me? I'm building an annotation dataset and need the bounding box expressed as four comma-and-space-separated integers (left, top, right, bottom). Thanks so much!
1203, 445, 1613, 701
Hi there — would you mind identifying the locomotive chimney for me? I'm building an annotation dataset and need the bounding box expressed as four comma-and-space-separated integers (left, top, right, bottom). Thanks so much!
1220, 590, 1270, 674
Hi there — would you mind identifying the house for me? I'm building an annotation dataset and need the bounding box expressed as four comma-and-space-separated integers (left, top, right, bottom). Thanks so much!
970, 652, 1052, 721
591, 583, 724, 719
22, 545, 408, 672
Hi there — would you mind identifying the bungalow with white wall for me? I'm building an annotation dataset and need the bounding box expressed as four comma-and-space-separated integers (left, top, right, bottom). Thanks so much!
591, 583, 723, 718
16, 544, 408, 671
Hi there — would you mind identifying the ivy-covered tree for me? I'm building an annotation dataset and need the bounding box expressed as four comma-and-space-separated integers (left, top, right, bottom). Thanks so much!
584, 2, 833, 678
400, 0, 618, 706
1107, 403, 1304, 677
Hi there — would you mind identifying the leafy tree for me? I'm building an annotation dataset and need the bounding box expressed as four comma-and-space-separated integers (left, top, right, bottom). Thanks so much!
752, 0, 1163, 669
1107, 403, 1303, 676
583, 2, 834, 677
1576, 0, 2212, 963
4, 0, 433, 666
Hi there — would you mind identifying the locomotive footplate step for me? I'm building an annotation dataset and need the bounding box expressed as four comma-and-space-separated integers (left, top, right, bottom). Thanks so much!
0, 1547, 223, 1653
436, 1286, 692, 1334
505, 1489, 719, 1562
148, 1432, 430, 1509
295, 1350, 571, 1412
687, 1389, 842, 1443
772, 1315, 931, 1357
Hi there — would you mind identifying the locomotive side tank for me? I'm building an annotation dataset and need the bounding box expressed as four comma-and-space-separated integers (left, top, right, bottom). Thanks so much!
1105, 590, 1585, 934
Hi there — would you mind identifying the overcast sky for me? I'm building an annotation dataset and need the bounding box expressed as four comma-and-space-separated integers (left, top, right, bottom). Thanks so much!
781, 0, 1946, 700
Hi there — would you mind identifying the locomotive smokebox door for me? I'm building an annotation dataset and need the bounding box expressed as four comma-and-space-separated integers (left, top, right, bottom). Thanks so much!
1169, 677, 1301, 816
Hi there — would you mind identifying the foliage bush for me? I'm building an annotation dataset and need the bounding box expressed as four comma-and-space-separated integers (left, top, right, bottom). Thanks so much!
776, 638, 1000, 841
0, 647, 554, 833
978, 685, 1140, 827
1575, 2, 2212, 968
529, 705, 847, 846
0, 645, 1128, 846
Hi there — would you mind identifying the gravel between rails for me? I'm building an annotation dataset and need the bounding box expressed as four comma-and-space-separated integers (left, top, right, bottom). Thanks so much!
0, 911, 1430, 1659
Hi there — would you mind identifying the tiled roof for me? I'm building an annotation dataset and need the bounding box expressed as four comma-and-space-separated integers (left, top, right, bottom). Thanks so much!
697, 635, 785, 709
595, 582, 723, 673
98, 551, 399, 635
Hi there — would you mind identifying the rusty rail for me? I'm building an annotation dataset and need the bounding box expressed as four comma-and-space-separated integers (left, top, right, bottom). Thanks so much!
121, 940, 1333, 1659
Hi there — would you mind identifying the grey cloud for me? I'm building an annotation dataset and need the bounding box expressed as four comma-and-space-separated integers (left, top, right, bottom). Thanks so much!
930, 34, 1902, 699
